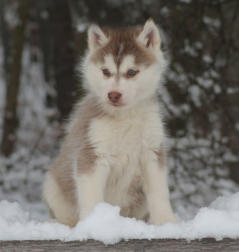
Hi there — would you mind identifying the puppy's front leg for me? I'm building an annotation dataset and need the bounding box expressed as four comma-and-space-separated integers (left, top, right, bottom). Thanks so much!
76, 158, 110, 220
142, 148, 177, 226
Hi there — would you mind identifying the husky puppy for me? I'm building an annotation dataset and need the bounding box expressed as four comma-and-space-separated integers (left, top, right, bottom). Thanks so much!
43, 19, 177, 227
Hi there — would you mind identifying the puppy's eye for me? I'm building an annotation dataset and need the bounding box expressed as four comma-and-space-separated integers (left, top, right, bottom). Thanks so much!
126, 69, 139, 78
102, 68, 111, 77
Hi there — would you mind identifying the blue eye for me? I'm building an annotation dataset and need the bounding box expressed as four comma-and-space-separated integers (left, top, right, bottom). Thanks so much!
102, 68, 111, 77
127, 69, 139, 78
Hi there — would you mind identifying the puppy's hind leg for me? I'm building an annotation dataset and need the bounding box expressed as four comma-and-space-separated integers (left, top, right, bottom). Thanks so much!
42, 172, 78, 227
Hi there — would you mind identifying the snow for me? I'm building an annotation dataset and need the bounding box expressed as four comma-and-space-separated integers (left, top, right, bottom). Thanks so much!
1, 193, 239, 244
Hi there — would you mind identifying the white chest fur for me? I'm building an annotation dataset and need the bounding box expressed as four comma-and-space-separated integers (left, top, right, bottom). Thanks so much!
89, 103, 164, 160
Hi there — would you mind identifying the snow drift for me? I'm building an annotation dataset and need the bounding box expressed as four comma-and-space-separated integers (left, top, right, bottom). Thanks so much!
0, 193, 239, 244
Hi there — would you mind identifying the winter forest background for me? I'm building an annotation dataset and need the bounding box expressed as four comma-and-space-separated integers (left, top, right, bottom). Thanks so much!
0, 0, 239, 220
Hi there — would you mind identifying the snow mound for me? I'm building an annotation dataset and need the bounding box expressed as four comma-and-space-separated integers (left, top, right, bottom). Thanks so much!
1, 193, 239, 244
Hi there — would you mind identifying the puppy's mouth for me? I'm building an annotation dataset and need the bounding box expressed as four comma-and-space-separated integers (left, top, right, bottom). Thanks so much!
107, 101, 125, 107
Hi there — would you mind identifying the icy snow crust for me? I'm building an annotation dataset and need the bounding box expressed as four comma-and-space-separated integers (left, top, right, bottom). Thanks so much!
1, 193, 239, 244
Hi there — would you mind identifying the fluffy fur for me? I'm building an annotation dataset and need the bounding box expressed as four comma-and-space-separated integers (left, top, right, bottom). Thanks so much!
43, 19, 177, 227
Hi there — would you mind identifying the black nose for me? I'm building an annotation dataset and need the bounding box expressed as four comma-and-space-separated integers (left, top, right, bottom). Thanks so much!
108, 91, 122, 103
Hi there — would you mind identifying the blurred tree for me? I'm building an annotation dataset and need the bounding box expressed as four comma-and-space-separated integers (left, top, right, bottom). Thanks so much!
48, 0, 78, 121
1, 0, 32, 157
36, 0, 52, 84
0, 0, 11, 80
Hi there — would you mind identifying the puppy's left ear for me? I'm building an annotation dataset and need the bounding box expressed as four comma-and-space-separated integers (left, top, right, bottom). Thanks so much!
137, 18, 161, 50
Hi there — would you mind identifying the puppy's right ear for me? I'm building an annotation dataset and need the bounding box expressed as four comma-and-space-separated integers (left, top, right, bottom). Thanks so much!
88, 25, 108, 51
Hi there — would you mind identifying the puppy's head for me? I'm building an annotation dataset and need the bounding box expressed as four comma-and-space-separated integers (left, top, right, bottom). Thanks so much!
82, 19, 167, 111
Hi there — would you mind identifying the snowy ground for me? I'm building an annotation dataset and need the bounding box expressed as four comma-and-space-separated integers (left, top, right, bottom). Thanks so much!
0, 193, 239, 244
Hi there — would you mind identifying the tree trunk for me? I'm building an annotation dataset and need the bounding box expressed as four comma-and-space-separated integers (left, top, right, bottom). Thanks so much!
49, 0, 78, 121
1, 0, 32, 157
0, 0, 11, 79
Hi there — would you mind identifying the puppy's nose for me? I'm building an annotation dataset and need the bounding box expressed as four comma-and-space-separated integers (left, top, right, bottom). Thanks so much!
108, 91, 122, 103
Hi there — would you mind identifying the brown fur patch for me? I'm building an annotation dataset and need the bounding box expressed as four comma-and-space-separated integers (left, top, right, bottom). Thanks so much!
50, 95, 105, 206
91, 27, 156, 67
121, 175, 146, 219
143, 212, 150, 222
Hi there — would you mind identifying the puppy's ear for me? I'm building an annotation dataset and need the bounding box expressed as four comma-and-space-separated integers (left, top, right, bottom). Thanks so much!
137, 18, 161, 51
88, 24, 108, 51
